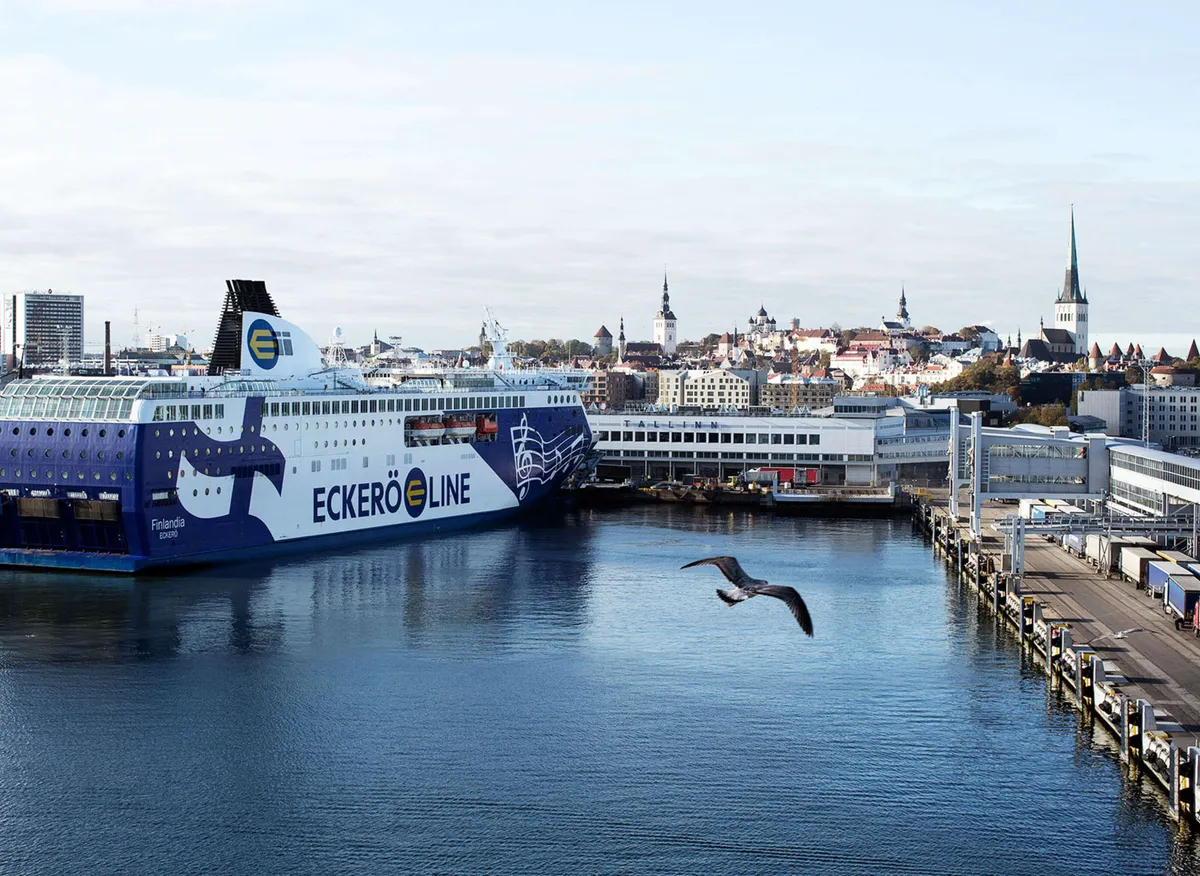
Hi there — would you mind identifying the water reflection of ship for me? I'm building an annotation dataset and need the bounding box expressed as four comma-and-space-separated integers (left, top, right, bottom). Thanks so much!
308, 514, 598, 640
0, 569, 284, 664
0, 514, 598, 664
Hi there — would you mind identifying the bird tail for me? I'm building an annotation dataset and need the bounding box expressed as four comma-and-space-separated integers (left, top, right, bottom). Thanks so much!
716, 588, 745, 606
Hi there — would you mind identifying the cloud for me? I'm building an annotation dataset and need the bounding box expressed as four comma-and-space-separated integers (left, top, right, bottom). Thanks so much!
0, 18, 1197, 354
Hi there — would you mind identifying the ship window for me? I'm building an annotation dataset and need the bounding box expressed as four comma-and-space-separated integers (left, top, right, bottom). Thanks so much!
810, 434, 820, 445
362, 456, 369, 468
271, 403, 279, 417
351, 400, 359, 413
215, 404, 225, 418
387, 399, 395, 412
153, 407, 164, 422
370, 400, 378, 413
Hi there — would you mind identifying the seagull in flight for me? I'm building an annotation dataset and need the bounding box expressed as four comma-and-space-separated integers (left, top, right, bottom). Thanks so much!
680, 556, 813, 636
1090, 627, 1145, 643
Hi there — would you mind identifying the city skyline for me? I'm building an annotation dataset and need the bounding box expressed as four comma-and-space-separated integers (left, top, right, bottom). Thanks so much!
1, 2, 1197, 352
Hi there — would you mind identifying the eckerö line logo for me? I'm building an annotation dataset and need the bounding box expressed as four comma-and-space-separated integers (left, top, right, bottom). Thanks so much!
246, 318, 279, 369
310, 467, 472, 524
404, 467, 427, 518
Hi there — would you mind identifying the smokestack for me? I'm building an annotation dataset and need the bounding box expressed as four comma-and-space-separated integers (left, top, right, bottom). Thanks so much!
104, 321, 111, 376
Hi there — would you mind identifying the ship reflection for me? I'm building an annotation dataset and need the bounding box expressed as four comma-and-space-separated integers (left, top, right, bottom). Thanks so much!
0, 567, 285, 664
0, 513, 598, 664
308, 514, 598, 646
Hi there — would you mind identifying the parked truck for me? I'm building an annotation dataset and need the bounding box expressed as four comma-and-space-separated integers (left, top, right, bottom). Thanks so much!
1166, 573, 1200, 630
1148, 561, 1193, 601
1120, 547, 1160, 589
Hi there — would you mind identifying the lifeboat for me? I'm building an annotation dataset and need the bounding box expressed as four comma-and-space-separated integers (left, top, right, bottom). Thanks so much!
443, 415, 476, 442
476, 415, 499, 438
407, 417, 446, 442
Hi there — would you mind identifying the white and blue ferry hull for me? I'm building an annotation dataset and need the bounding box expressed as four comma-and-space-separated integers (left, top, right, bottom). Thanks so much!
0, 403, 589, 573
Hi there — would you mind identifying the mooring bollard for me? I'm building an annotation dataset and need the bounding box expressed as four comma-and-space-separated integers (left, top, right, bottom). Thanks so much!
1021, 597, 1036, 640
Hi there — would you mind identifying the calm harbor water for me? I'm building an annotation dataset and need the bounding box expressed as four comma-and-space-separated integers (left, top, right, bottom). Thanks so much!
0, 507, 1197, 875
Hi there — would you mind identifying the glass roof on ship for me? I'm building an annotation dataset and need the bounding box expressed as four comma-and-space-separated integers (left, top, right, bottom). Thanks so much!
0, 377, 185, 400
0, 377, 186, 421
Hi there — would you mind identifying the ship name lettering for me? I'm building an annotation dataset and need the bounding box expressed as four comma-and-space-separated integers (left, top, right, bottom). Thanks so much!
312, 473, 470, 524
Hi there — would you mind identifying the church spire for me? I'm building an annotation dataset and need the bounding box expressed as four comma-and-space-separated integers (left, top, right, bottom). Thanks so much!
897, 286, 909, 324
1059, 207, 1085, 303
655, 270, 675, 320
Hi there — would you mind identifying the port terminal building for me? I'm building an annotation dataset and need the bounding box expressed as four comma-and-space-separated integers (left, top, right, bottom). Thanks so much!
950, 413, 1200, 551
587, 396, 952, 486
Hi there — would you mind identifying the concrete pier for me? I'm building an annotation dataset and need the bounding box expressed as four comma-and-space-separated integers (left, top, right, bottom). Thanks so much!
912, 490, 1200, 824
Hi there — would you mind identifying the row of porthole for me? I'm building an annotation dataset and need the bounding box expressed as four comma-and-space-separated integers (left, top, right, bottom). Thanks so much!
11, 427, 126, 438
192, 488, 221, 496
11, 448, 124, 460
0, 469, 127, 481
153, 420, 390, 443
278, 419, 387, 432
156, 443, 276, 460
180, 468, 224, 478
314, 438, 366, 449
154, 425, 258, 438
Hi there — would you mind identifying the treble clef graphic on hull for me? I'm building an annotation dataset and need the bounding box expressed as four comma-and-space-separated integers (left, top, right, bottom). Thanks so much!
510, 413, 587, 501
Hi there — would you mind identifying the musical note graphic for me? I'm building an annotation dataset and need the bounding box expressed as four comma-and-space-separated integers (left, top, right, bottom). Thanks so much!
511, 414, 588, 499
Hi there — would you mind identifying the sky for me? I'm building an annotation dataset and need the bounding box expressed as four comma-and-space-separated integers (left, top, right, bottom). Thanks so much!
1, 1, 1198, 355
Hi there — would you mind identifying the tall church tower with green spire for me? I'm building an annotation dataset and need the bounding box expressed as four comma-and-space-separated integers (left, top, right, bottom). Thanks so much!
1054, 208, 1089, 356
653, 272, 677, 355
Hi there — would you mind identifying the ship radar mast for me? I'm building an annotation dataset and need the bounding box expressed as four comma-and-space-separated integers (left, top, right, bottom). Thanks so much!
483, 307, 514, 371
326, 326, 347, 367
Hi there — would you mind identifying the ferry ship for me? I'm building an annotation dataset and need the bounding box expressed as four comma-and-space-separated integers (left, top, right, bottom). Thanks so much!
0, 281, 593, 572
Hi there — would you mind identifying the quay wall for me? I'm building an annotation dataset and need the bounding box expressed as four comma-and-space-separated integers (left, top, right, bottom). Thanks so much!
912, 493, 1200, 826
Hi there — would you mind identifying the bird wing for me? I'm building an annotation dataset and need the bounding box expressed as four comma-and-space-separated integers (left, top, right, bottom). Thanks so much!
680, 555, 751, 586
747, 584, 814, 636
